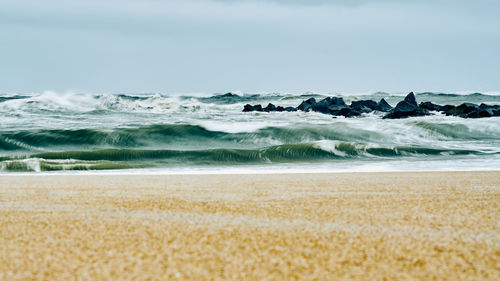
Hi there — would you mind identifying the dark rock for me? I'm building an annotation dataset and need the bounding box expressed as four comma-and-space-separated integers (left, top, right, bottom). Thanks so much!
297, 98, 317, 112
383, 92, 430, 119
419, 102, 455, 112
359, 107, 373, 114
479, 103, 488, 109
479, 104, 500, 117
200, 92, 258, 104
403, 92, 418, 107
243, 103, 291, 113
486, 104, 500, 116
375, 98, 392, 112
316, 97, 346, 107
243, 93, 499, 118
336, 107, 352, 117
465, 111, 481, 118
445, 103, 479, 117
441, 105, 456, 112
443, 103, 500, 118
242, 104, 263, 112
478, 108, 494, 117
351, 100, 378, 111
336, 107, 362, 117
311, 97, 348, 114
263, 103, 277, 112
480, 103, 500, 111
420, 101, 443, 111
488, 104, 500, 117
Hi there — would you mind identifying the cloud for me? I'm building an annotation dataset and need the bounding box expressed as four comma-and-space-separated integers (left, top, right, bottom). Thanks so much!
1, 0, 499, 92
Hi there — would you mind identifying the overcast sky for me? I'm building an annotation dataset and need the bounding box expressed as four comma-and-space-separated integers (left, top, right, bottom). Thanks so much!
1, 0, 499, 94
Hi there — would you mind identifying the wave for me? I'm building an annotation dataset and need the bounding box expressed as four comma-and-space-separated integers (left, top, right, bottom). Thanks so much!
0, 140, 490, 172
2, 91, 499, 117
409, 121, 499, 140
414, 92, 500, 105
0, 124, 225, 151
1, 120, 498, 153
0, 158, 146, 172
0, 95, 30, 103
1, 91, 499, 172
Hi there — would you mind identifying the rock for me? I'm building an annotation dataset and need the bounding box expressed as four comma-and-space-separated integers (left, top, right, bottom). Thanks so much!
484, 104, 500, 117
478, 108, 494, 117
317, 97, 346, 107
465, 111, 481, 118
403, 92, 418, 106
351, 100, 378, 111
310, 97, 348, 114
478, 104, 500, 117
243, 103, 290, 113
480, 103, 500, 112
297, 98, 317, 112
479, 103, 500, 109
443, 105, 455, 112
242, 104, 263, 112
445, 103, 479, 117
443, 103, 500, 118
419, 101, 441, 111
201, 92, 257, 104
263, 103, 277, 112
383, 92, 430, 119
420, 101, 443, 111
375, 98, 392, 112
336, 107, 362, 117
243, 93, 499, 118
243, 104, 252, 112
419, 102, 455, 112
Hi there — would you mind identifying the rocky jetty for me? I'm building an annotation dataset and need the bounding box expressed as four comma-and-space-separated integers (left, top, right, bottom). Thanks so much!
244, 96, 392, 117
383, 92, 430, 119
444, 103, 500, 118
243, 92, 500, 119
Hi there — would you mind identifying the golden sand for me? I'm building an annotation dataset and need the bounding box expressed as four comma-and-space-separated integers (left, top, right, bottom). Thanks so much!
0, 171, 499, 280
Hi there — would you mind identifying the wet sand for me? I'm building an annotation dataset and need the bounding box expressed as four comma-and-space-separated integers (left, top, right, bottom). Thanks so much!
0, 171, 499, 280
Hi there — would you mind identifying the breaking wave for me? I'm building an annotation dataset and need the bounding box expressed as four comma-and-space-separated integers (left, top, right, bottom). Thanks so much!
0, 141, 490, 172
1, 91, 499, 172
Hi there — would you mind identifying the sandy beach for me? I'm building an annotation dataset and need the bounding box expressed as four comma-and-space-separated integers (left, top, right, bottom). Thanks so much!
0, 171, 499, 280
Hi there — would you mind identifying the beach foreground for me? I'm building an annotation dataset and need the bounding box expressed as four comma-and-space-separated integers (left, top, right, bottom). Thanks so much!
0, 171, 499, 280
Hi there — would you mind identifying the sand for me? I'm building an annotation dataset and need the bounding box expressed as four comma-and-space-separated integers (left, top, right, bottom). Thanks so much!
0, 171, 499, 280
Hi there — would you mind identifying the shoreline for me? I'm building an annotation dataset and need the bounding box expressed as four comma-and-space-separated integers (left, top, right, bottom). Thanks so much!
1, 167, 500, 176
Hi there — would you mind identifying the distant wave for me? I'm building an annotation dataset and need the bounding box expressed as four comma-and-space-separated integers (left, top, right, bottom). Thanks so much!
0, 95, 30, 103
1, 91, 499, 112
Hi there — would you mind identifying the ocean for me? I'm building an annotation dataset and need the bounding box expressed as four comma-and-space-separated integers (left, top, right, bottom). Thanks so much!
1, 91, 499, 173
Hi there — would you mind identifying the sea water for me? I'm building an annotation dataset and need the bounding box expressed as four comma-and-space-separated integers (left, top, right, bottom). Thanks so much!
1, 91, 499, 173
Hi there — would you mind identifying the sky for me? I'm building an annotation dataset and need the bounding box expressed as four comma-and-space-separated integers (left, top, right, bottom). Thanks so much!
0, 0, 499, 94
